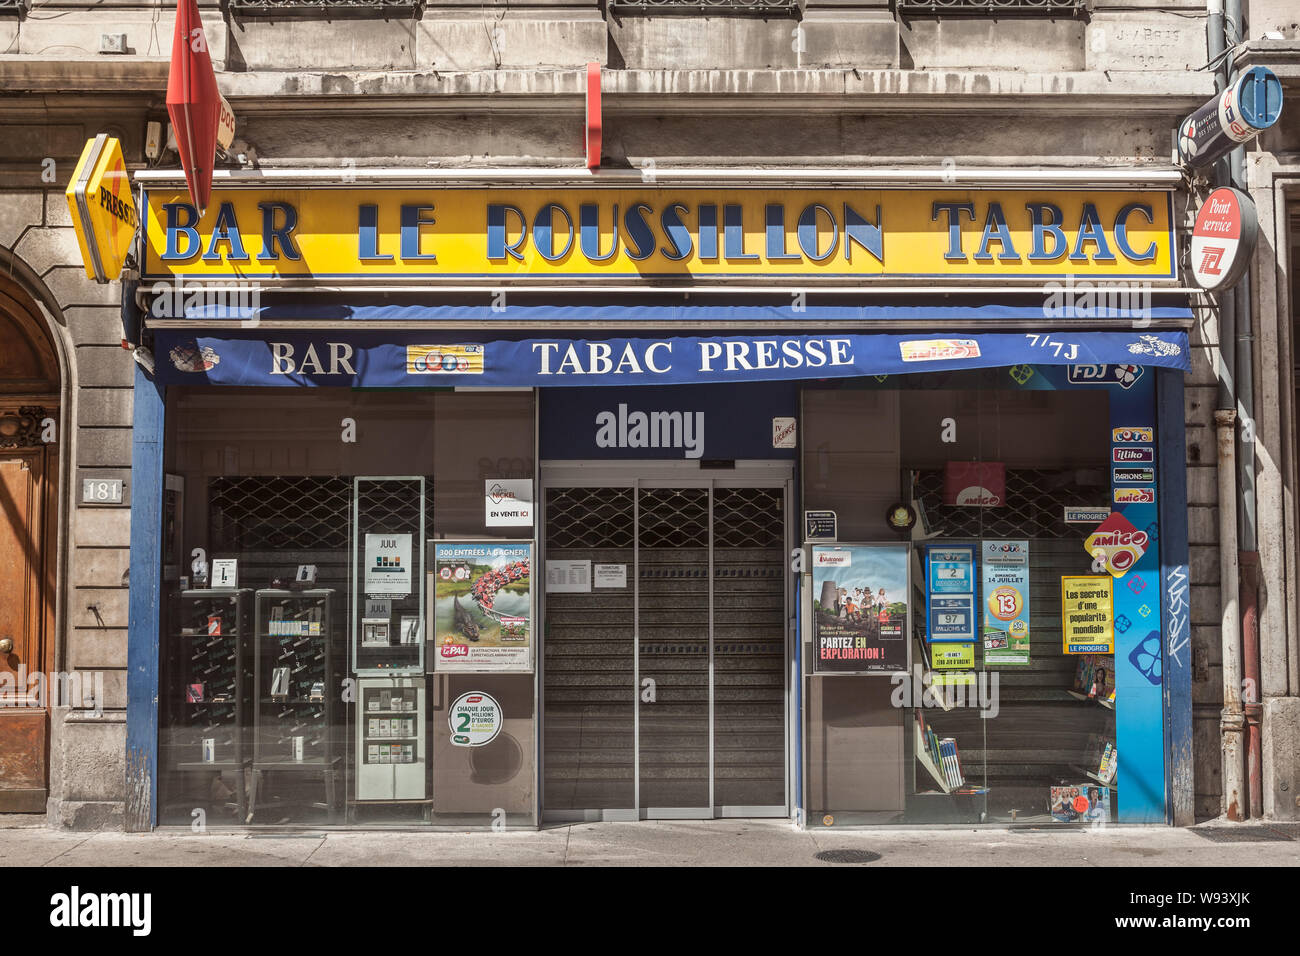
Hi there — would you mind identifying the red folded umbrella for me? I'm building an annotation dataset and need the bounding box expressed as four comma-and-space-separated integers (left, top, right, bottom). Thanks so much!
166, 0, 222, 216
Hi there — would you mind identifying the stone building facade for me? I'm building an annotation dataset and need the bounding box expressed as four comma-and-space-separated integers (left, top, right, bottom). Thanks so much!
0, 0, 1296, 828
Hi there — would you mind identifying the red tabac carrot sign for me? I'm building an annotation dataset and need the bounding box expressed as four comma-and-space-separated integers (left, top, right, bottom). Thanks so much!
166, 0, 234, 216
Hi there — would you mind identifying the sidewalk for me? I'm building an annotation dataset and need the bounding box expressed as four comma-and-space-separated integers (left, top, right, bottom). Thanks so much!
2, 818, 1298, 866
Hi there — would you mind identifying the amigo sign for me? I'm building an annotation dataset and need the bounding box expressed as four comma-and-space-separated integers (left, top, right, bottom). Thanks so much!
1084, 512, 1149, 578
142, 187, 1177, 285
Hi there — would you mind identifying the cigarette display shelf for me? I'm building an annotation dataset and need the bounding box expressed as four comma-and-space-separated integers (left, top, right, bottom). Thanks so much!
249, 589, 342, 823
349, 676, 431, 820
163, 588, 254, 821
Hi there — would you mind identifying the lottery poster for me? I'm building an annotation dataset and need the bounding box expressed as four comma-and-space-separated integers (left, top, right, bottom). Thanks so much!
981, 539, 1031, 666
811, 543, 910, 674
432, 541, 532, 673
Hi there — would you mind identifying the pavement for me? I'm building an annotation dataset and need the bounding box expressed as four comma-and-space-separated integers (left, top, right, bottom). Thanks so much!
2, 816, 1299, 866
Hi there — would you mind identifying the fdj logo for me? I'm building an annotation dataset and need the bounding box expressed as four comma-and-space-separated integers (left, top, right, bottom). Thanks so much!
1067, 364, 1144, 389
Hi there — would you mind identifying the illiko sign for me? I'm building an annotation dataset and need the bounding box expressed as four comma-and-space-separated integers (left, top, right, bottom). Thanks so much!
67, 135, 140, 284
142, 187, 1177, 284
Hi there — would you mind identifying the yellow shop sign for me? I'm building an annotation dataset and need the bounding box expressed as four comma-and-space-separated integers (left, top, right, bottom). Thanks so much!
142, 186, 1176, 284
68, 136, 140, 284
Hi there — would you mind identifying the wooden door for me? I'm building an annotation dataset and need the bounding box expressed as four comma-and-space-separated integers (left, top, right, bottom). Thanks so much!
0, 275, 61, 813
0, 426, 53, 811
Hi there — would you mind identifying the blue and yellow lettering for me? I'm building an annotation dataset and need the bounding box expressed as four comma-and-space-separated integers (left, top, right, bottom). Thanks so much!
623, 203, 656, 261
660, 204, 693, 261
1070, 202, 1116, 262
258, 202, 301, 262
487, 205, 527, 261
723, 204, 758, 261
1026, 203, 1068, 261
399, 205, 437, 260
580, 204, 620, 262
358, 204, 393, 261
843, 204, 883, 264
799, 204, 839, 262
162, 202, 201, 260
533, 203, 574, 262
203, 202, 248, 262
697, 204, 719, 260
931, 202, 975, 261
765, 205, 800, 261
1113, 203, 1156, 262
974, 202, 1020, 261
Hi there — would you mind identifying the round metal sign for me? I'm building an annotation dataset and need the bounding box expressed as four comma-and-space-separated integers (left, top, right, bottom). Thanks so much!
1190, 187, 1258, 291
1177, 66, 1283, 168
448, 691, 503, 747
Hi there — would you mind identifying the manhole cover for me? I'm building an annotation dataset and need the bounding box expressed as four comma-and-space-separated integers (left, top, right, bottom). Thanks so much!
815, 849, 882, 864
1192, 826, 1292, 843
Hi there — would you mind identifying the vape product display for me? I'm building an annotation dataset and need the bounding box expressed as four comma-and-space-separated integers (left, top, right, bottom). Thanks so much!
354, 677, 426, 801
249, 590, 342, 822
352, 477, 426, 675
400, 616, 421, 645
163, 589, 255, 819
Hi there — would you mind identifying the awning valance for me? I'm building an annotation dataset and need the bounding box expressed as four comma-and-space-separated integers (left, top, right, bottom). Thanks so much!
153, 329, 1190, 388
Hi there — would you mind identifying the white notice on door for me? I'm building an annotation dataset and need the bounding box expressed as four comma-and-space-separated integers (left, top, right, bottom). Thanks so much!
545, 560, 591, 593
594, 564, 627, 588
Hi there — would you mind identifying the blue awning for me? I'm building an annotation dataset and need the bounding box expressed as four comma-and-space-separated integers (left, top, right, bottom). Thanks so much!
159, 293, 1194, 326
154, 329, 1190, 388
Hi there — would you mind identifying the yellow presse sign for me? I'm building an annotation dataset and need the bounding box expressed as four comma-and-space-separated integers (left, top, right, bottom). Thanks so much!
67, 136, 139, 284
142, 186, 1177, 284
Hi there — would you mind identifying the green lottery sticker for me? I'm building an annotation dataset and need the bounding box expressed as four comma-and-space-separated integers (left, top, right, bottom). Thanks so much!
449, 691, 503, 747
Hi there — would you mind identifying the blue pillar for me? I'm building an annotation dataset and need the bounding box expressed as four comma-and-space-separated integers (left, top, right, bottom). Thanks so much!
1157, 367, 1193, 825
125, 363, 164, 831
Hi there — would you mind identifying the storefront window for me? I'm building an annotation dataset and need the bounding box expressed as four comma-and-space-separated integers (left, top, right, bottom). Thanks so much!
158, 387, 537, 827
803, 366, 1160, 825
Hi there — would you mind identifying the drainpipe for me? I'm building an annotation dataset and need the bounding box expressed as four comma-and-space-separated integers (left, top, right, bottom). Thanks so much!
1208, 0, 1246, 824
1217, 409, 1246, 820
1225, 0, 1263, 820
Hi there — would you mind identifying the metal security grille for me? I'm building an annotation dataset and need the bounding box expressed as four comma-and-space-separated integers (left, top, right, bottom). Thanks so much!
896, 0, 1088, 15
713, 487, 784, 549
914, 468, 1105, 539
543, 479, 787, 817
712, 487, 786, 809
545, 487, 634, 549
0, 0, 27, 14
356, 478, 425, 537
210, 477, 352, 551
638, 487, 708, 549
544, 485, 637, 812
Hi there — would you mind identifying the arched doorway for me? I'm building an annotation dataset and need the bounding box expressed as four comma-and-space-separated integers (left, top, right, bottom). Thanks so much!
0, 273, 61, 812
